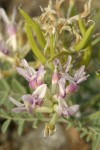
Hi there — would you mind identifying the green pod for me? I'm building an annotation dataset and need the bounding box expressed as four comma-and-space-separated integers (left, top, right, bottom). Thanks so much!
25, 23, 47, 64
78, 18, 86, 36
19, 8, 46, 49
81, 45, 92, 65
75, 23, 95, 51
78, 18, 93, 65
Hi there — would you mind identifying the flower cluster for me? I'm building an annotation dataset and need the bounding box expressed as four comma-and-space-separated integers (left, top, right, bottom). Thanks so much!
9, 56, 89, 136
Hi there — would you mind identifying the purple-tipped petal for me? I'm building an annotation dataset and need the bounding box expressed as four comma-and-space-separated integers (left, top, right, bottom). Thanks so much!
21, 59, 36, 77
37, 65, 45, 76
52, 68, 60, 85
57, 96, 79, 117
12, 107, 26, 113
58, 96, 68, 115
67, 105, 79, 116
74, 65, 89, 84
16, 67, 30, 81
37, 65, 46, 85
22, 94, 33, 103
58, 78, 66, 98
9, 97, 24, 107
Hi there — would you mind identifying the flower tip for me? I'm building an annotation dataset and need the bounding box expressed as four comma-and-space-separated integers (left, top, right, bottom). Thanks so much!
21, 59, 28, 67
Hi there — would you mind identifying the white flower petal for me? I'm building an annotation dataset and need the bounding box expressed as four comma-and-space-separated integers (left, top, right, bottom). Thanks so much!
21, 59, 29, 68
12, 107, 26, 113
67, 104, 79, 116
77, 75, 89, 84
58, 78, 66, 97
65, 55, 72, 72
16, 67, 30, 81
33, 84, 47, 99
0, 8, 10, 25
22, 94, 33, 103
9, 97, 24, 107
78, 66, 85, 77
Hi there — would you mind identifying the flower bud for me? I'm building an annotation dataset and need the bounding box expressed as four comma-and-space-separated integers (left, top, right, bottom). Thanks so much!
66, 83, 78, 93
52, 68, 60, 85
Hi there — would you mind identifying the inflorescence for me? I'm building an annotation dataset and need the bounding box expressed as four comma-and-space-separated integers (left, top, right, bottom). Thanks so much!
9, 56, 89, 137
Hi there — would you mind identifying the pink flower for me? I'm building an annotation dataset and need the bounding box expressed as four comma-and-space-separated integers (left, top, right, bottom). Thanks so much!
52, 56, 72, 97
58, 96, 79, 117
65, 65, 89, 93
17, 59, 46, 89
9, 84, 47, 113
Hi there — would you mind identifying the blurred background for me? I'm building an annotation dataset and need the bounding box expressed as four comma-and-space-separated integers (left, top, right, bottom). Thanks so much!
0, 0, 100, 150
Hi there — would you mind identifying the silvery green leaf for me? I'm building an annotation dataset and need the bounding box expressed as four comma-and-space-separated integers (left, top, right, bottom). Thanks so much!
2, 119, 11, 133
0, 91, 8, 105
32, 120, 39, 129
25, 23, 47, 64
19, 8, 46, 49
17, 120, 24, 136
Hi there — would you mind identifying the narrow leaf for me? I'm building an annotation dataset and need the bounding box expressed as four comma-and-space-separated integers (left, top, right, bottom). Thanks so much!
0, 109, 8, 116
80, 131, 87, 138
92, 135, 100, 150
36, 112, 44, 121
86, 134, 91, 142
18, 120, 24, 136
25, 23, 46, 64
75, 23, 95, 51
0, 79, 10, 91
2, 120, 11, 133
32, 120, 39, 128
0, 92, 8, 105
89, 111, 100, 120
19, 8, 46, 48
33, 21, 46, 48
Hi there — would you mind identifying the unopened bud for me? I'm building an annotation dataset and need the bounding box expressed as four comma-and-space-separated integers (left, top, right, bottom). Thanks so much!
66, 83, 78, 93
52, 68, 60, 85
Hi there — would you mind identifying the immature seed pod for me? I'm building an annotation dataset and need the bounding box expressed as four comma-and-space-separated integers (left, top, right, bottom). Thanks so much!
75, 23, 95, 51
